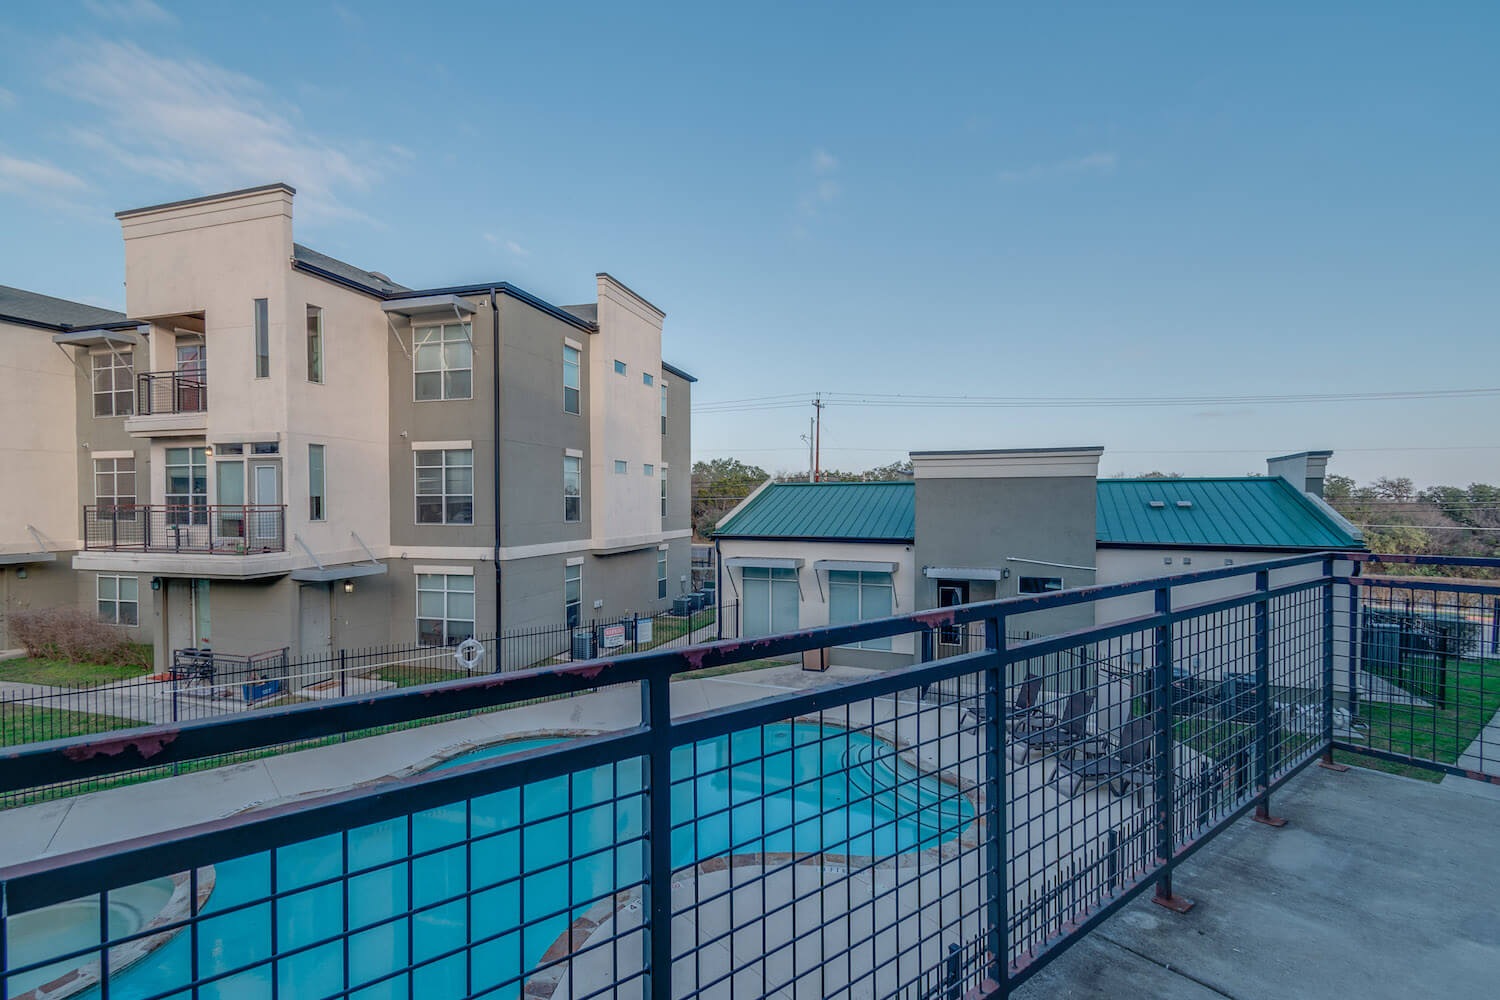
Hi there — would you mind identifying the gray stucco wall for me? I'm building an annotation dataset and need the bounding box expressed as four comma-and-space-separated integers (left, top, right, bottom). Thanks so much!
914, 475, 1097, 636
663, 373, 691, 535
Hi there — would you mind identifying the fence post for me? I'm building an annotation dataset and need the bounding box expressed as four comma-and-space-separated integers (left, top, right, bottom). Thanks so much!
641, 669, 673, 1000
1252, 570, 1287, 827
1346, 560, 1362, 718
1319, 559, 1349, 772
982, 615, 1009, 994
339, 649, 347, 698
944, 942, 963, 1000
1151, 586, 1193, 912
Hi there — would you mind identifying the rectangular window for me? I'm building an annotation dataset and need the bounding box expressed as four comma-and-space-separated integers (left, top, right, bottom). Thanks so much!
829, 570, 894, 650
563, 344, 581, 414
613, 360, 626, 376
661, 470, 667, 519
643, 463, 654, 476
741, 567, 798, 637
565, 563, 582, 628
253, 298, 269, 378
251, 441, 279, 455
614, 460, 627, 475
1018, 576, 1064, 594
216, 443, 244, 456
93, 457, 136, 518
308, 444, 326, 521
165, 446, 208, 526
563, 455, 582, 522
657, 549, 668, 599
92, 351, 134, 417
97, 575, 139, 626
215, 460, 245, 538
415, 449, 474, 524
643, 372, 654, 387
416, 573, 475, 647
306, 305, 323, 383
660, 383, 667, 435
413, 323, 473, 400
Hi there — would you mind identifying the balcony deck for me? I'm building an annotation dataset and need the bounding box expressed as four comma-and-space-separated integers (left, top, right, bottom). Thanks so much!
1015, 764, 1500, 1000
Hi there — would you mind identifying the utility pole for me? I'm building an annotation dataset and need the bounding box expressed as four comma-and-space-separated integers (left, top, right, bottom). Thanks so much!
801, 422, 814, 483
812, 396, 825, 483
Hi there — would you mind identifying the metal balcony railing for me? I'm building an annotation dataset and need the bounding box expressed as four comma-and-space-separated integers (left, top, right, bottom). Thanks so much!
82, 503, 286, 554
135, 370, 208, 415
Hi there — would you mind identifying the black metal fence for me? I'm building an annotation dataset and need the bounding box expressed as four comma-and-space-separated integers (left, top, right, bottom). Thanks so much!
135, 370, 208, 415
82, 504, 287, 554
0, 554, 1494, 1000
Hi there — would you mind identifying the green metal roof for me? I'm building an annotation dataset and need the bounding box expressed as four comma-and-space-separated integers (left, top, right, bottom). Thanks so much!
714, 482, 915, 541
1096, 477, 1363, 550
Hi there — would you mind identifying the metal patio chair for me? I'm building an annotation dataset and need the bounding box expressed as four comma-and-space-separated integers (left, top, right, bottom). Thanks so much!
1051, 716, 1154, 803
1011, 690, 1097, 764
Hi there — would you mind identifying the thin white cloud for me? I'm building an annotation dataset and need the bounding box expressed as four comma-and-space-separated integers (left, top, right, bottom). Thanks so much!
0, 153, 88, 193
998, 151, 1118, 183
798, 148, 840, 218
812, 148, 838, 174
50, 40, 388, 223
482, 232, 498, 244
0, 87, 16, 109
505, 241, 529, 257
83, 0, 177, 24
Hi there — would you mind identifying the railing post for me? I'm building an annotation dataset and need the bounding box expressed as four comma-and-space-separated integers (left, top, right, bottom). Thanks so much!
1252, 570, 1287, 827
1151, 586, 1193, 912
1319, 559, 1349, 772
982, 614, 1009, 994
641, 670, 673, 1000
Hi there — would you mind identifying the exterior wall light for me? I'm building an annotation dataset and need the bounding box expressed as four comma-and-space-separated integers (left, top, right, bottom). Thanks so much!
15, 567, 26, 580
344, 580, 355, 594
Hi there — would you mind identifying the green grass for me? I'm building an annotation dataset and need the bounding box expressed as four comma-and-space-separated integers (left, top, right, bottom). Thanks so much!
1348, 656, 1500, 767
642, 607, 717, 648
673, 658, 795, 681
0, 651, 152, 688
0, 703, 143, 747
363, 665, 471, 688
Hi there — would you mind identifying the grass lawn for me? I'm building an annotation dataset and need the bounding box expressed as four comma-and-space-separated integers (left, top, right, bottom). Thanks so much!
1348, 656, 1500, 768
0, 654, 152, 688
0, 702, 143, 747
363, 665, 471, 688
673, 658, 795, 681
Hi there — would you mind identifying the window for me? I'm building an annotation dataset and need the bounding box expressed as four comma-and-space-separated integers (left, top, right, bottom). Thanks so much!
661, 470, 667, 519
94, 457, 135, 517
660, 383, 667, 435
643, 372, 654, 387
563, 455, 582, 522
657, 549, 668, 599
1018, 576, 1064, 594
253, 298, 269, 378
643, 463, 654, 476
216, 443, 244, 456
165, 447, 208, 526
306, 305, 323, 383
92, 351, 134, 417
614, 460, 627, 475
563, 344, 581, 414
742, 567, 798, 637
97, 575, 139, 626
251, 441, 279, 455
414, 323, 473, 400
415, 449, 474, 524
417, 573, 475, 646
829, 571, 894, 650
308, 444, 326, 521
216, 459, 245, 537
565, 563, 582, 627
613, 360, 626, 376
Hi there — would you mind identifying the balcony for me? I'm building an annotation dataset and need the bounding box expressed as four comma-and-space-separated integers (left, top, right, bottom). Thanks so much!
82, 504, 285, 554
122, 370, 207, 436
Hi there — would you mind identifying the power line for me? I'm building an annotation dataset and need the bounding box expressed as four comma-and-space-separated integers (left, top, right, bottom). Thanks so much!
1354, 523, 1500, 532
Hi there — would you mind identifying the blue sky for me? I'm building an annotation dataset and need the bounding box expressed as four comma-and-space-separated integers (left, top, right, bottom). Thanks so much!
2, 1, 1496, 485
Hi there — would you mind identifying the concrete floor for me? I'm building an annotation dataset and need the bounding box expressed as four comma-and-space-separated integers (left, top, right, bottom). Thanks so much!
1014, 763, 1500, 1000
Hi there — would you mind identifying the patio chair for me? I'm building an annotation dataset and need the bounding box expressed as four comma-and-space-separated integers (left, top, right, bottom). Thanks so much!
1051, 717, 1154, 803
1011, 690, 1097, 764
1005, 672, 1050, 732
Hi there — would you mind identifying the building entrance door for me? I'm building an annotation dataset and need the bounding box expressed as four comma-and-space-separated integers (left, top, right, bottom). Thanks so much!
936, 581, 969, 652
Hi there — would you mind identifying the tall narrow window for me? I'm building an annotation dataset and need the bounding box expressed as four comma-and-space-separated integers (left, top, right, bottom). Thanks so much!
563, 455, 582, 522
308, 444, 326, 521
657, 549, 668, 599
565, 563, 582, 627
306, 305, 323, 383
92, 351, 134, 417
94, 457, 136, 518
216, 459, 245, 538
660, 383, 668, 435
661, 469, 668, 519
253, 299, 270, 378
165, 447, 208, 526
414, 323, 473, 400
415, 449, 474, 524
563, 344, 580, 414
417, 573, 475, 646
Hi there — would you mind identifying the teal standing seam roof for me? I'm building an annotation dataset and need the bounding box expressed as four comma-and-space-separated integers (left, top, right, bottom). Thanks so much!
1096, 477, 1363, 550
714, 482, 916, 541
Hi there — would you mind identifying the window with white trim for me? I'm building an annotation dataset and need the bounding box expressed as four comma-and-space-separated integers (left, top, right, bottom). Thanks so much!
308, 444, 326, 521
92, 352, 134, 417
614, 460, 627, 475
165, 446, 208, 526
829, 570, 894, 650
253, 299, 269, 378
564, 455, 582, 522
643, 463, 654, 476
660, 383, 667, 435
417, 573, 475, 646
414, 323, 473, 400
643, 372, 654, 387
306, 305, 324, 383
657, 549, 668, 599
97, 574, 139, 626
565, 563, 582, 627
94, 457, 136, 518
415, 449, 474, 524
661, 469, 668, 519
613, 360, 626, 376
563, 344, 581, 414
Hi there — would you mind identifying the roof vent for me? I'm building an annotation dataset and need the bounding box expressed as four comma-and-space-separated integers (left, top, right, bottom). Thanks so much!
1176, 500, 1193, 509
1147, 500, 1166, 509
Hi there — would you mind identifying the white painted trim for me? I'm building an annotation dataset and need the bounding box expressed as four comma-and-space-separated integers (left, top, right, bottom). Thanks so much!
911, 448, 1104, 480
658, 543, 670, 551
1007, 555, 1097, 572
566, 556, 585, 566
413, 564, 474, 576
565, 448, 584, 458
564, 336, 583, 351
394, 546, 492, 560
410, 440, 473, 451
490, 528, 692, 562
91, 450, 135, 460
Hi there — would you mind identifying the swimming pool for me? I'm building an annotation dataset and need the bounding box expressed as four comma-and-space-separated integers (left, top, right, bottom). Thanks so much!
24, 723, 971, 999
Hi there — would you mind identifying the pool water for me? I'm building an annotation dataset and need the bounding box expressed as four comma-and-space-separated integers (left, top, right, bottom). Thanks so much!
43, 723, 970, 1000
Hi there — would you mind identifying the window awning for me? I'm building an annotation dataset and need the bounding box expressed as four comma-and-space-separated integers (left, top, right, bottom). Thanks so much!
724, 557, 804, 570
51, 326, 143, 347
381, 294, 476, 318
290, 562, 388, 583
923, 566, 1007, 581
814, 559, 899, 574
0, 551, 57, 567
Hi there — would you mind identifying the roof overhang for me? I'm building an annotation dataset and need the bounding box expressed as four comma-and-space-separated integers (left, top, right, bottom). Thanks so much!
814, 559, 898, 574
0, 551, 58, 567
381, 294, 476, 318
662, 361, 698, 383
289, 562, 388, 583
724, 557, 804, 570
51, 326, 144, 347
923, 566, 1007, 581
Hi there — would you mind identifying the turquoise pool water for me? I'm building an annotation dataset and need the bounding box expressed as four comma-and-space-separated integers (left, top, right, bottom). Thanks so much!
52, 723, 970, 999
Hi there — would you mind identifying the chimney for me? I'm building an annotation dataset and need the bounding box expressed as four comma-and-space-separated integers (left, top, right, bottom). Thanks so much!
1267, 450, 1333, 497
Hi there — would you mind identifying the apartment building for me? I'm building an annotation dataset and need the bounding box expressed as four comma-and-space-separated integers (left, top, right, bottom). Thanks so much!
1, 183, 695, 669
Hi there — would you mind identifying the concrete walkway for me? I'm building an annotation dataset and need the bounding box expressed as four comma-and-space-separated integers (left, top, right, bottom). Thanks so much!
1453, 702, 1500, 777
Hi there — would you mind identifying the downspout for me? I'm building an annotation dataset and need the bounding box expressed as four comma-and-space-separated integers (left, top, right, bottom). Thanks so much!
491, 287, 502, 636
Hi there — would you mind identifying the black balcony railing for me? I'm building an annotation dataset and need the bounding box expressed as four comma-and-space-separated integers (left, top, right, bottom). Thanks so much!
135, 369, 208, 415
82, 503, 286, 553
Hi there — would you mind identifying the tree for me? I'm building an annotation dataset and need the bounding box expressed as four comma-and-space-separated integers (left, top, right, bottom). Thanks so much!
1323, 474, 1355, 502
691, 458, 769, 539
1371, 476, 1415, 502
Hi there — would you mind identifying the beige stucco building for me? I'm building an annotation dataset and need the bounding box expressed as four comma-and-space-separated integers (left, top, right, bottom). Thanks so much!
1, 183, 696, 669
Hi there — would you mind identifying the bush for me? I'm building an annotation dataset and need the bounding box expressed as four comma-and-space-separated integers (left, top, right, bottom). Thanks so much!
8, 607, 147, 665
